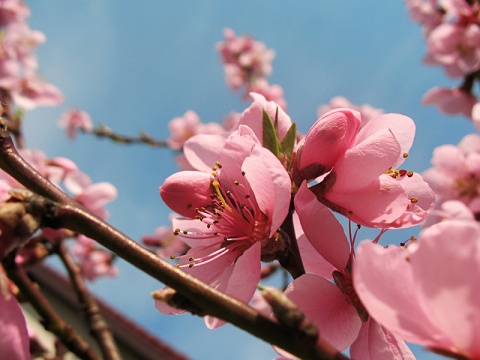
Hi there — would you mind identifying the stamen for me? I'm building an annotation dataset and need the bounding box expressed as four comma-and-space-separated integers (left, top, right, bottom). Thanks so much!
403, 153, 409, 158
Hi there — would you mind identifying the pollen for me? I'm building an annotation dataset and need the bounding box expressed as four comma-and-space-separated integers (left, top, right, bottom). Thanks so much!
215, 161, 222, 168
410, 197, 418, 203
403, 153, 409, 158
407, 171, 414, 177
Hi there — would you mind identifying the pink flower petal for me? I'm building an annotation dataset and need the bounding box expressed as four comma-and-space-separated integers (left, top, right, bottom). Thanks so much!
350, 319, 415, 360
326, 174, 408, 226
294, 183, 350, 272
285, 274, 362, 351
184, 134, 227, 172
243, 146, 291, 235
355, 113, 416, 169
353, 241, 445, 345
412, 221, 480, 354
299, 109, 361, 174
332, 128, 401, 192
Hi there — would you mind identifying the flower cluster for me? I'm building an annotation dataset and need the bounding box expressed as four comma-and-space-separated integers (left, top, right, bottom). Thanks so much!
0, 148, 118, 281
217, 28, 286, 109
156, 89, 435, 358
0, 0, 63, 110
406, 0, 480, 126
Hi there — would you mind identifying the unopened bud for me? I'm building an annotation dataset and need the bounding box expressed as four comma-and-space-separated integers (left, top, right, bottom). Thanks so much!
151, 288, 205, 316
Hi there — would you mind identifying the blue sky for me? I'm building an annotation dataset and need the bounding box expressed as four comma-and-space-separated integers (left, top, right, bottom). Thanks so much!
22, 1, 473, 359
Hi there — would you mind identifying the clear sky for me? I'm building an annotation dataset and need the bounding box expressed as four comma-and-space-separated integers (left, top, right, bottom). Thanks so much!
22, 1, 472, 359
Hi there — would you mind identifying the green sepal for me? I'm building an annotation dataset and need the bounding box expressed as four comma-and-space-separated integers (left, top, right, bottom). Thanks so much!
262, 109, 282, 158
281, 122, 296, 169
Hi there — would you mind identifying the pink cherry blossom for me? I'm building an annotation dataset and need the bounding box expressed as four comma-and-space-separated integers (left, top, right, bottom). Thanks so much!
58, 109, 94, 139
0, 265, 29, 360
157, 125, 291, 328
354, 220, 480, 359
295, 108, 434, 227
422, 86, 476, 117
276, 183, 414, 358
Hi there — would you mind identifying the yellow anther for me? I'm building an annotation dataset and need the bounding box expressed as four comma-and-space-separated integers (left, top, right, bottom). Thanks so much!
403, 153, 409, 158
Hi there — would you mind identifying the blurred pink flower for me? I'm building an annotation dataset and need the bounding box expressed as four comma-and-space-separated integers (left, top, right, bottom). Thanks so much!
58, 109, 94, 139
354, 220, 480, 359
425, 23, 480, 77
142, 214, 189, 260
72, 235, 118, 281
422, 86, 476, 117
422, 133, 480, 213
0, 265, 29, 360
246, 79, 287, 110
166, 110, 225, 151
317, 96, 383, 129
12, 76, 63, 110
217, 28, 275, 91
157, 126, 291, 328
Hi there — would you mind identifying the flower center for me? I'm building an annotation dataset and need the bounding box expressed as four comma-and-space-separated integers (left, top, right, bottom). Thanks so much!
454, 174, 479, 200
171, 161, 270, 268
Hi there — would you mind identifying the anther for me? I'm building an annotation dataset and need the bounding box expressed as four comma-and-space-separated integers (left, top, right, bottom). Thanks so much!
234, 181, 239, 186
212, 165, 217, 171
399, 169, 407, 176
187, 203, 192, 209
241, 171, 245, 176
189, 264, 194, 268
215, 161, 222, 168
245, 194, 250, 199
407, 171, 414, 177
189, 257, 195, 261
174, 228, 180, 235
403, 153, 409, 158
410, 197, 418, 203
183, 230, 188, 234
170, 255, 176, 259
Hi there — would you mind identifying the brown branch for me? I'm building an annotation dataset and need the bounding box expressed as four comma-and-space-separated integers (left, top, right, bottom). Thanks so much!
3, 256, 100, 360
88, 124, 169, 148
55, 241, 122, 360
0, 121, 349, 360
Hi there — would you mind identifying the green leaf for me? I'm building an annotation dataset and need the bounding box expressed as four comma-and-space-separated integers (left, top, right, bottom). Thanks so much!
281, 122, 297, 169
262, 109, 282, 157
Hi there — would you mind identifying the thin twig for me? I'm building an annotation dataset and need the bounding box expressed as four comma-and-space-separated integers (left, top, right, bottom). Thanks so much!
55, 241, 122, 360
87, 125, 169, 148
